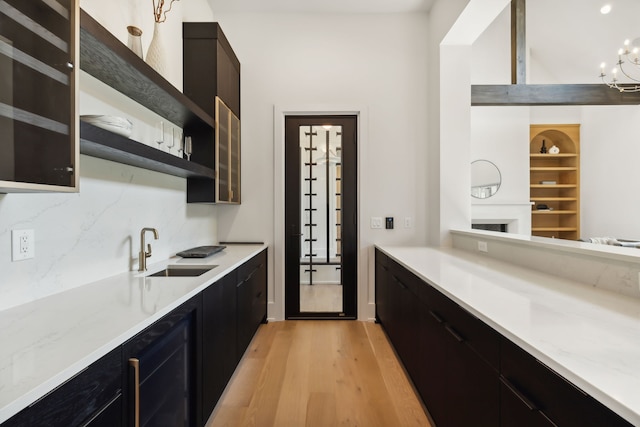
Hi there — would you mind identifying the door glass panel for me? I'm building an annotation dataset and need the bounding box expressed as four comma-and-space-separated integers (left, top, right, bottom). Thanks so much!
299, 125, 343, 313
230, 112, 240, 202
0, 0, 75, 186
216, 97, 230, 201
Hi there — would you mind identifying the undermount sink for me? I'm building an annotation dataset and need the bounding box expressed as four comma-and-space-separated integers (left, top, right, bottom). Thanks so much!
147, 266, 217, 277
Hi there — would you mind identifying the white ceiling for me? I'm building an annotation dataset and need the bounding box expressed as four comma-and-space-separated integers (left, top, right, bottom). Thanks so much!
528, 0, 640, 84
207, 0, 436, 14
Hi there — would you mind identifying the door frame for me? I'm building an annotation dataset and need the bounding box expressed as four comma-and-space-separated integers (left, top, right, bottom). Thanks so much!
284, 116, 357, 319
273, 105, 369, 321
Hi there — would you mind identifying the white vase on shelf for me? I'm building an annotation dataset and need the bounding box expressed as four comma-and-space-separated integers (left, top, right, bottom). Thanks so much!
146, 22, 166, 76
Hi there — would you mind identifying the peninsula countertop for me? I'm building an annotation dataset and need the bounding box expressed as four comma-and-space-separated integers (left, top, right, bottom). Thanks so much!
0, 244, 266, 424
376, 245, 640, 426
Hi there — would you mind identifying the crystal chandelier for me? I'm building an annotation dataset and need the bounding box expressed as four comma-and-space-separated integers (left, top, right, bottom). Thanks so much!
600, 39, 640, 92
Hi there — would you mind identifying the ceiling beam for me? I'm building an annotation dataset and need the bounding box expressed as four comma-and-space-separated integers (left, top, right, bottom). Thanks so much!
471, 84, 640, 106
511, 0, 526, 84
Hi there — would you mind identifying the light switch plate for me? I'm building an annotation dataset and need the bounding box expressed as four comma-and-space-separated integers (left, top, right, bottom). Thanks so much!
371, 217, 383, 229
12, 229, 34, 261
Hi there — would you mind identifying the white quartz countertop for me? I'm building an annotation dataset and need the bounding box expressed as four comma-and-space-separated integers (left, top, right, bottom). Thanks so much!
377, 245, 640, 426
0, 244, 266, 424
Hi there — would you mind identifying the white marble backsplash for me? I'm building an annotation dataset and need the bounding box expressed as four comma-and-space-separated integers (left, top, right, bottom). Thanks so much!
451, 229, 640, 299
0, 155, 218, 312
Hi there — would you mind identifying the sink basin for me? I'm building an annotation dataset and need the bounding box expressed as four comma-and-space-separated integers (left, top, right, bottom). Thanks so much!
147, 266, 217, 277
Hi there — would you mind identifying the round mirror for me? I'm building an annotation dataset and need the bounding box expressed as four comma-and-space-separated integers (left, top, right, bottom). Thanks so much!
471, 160, 501, 199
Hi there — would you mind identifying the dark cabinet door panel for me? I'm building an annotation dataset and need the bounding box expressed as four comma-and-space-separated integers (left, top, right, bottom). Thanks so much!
501, 338, 632, 427
202, 271, 237, 419
2, 347, 122, 427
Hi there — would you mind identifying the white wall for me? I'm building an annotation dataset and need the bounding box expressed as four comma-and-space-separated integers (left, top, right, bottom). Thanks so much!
209, 12, 430, 320
426, 0, 471, 246
470, 107, 531, 234
436, 0, 511, 246
0, 0, 217, 311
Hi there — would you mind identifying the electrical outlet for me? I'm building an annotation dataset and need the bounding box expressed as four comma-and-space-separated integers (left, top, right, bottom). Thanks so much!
404, 217, 412, 228
12, 229, 35, 261
477, 241, 488, 253
371, 217, 383, 229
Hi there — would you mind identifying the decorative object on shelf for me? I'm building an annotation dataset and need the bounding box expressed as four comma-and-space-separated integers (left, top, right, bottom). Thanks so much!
127, 26, 143, 59
549, 144, 560, 154
167, 127, 176, 152
80, 115, 133, 137
147, 0, 180, 75
184, 136, 192, 160
155, 121, 165, 148
540, 139, 547, 153
599, 37, 640, 92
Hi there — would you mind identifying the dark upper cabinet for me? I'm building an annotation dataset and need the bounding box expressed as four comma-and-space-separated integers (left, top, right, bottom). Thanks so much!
183, 23, 240, 118
2, 347, 123, 427
0, 0, 79, 193
183, 23, 241, 204
215, 96, 241, 203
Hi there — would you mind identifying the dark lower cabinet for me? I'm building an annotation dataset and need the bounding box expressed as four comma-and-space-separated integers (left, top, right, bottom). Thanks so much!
236, 250, 268, 358
202, 248, 268, 424
2, 347, 123, 427
374, 249, 632, 427
501, 338, 632, 427
123, 295, 202, 427
2, 250, 268, 427
202, 271, 237, 421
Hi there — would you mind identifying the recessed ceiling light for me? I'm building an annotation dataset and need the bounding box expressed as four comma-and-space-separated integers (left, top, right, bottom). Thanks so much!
600, 4, 612, 14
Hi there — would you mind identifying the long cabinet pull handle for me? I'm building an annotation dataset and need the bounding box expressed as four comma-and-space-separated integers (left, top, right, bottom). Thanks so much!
444, 324, 464, 343
391, 275, 408, 290
500, 375, 539, 412
242, 264, 263, 284
429, 310, 444, 324
129, 358, 140, 427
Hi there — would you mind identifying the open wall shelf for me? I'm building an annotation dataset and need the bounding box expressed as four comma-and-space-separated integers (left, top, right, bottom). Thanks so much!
78, 9, 215, 181
529, 124, 580, 240
80, 122, 215, 179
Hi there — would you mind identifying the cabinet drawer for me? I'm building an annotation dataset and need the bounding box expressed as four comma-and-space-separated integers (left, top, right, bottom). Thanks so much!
3, 347, 122, 427
388, 258, 420, 296
422, 284, 500, 370
501, 338, 632, 427
237, 250, 267, 284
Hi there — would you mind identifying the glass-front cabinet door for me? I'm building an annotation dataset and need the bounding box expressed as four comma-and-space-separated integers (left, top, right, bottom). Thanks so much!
0, 0, 79, 192
215, 96, 240, 204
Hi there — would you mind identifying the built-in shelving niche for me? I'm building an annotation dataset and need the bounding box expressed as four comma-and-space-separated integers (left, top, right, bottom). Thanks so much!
78, 9, 215, 181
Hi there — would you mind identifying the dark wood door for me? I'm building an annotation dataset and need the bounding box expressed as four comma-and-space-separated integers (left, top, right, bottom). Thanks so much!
284, 116, 357, 319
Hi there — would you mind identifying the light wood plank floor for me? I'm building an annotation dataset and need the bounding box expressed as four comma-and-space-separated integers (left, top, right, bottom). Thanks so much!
206, 321, 433, 427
